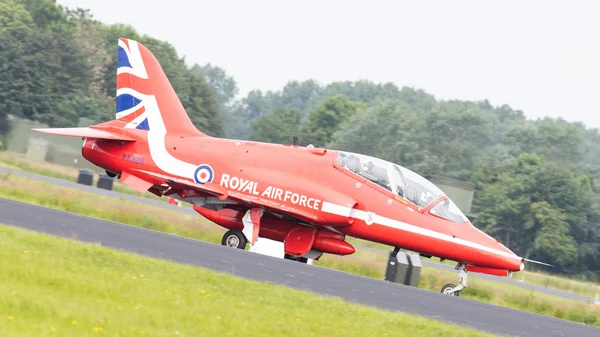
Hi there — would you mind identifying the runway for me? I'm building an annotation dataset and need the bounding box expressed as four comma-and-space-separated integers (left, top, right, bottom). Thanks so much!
1, 197, 598, 337
0, 166, 595, 304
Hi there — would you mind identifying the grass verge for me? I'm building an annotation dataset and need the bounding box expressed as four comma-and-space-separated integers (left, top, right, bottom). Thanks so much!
0, 174, 599, 326
0, 224, 495, 337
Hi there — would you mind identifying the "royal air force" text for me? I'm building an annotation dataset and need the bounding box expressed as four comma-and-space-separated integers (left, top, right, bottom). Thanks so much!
219, 173, 321, 210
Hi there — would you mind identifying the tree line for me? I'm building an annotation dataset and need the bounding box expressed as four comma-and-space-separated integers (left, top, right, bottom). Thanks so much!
1, 0, 599, 280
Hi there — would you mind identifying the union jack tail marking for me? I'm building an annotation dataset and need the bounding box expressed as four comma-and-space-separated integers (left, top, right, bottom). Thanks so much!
115, 39, 150, 130
97, 38, 206, 136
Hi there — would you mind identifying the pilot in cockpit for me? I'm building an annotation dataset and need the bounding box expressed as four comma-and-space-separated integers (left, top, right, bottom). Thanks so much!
364, 161, 391, 189
361, 161, 375, 179
420, 191, 434, 206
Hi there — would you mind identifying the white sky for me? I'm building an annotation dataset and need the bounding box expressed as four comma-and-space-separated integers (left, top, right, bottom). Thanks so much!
57, 0, 600, 128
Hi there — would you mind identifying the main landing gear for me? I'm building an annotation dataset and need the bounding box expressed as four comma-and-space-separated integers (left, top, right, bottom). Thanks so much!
221, 208, 262, 250
220, 229, 309, 263
441, 263, 468, 297
284, 254, 308, 264
221, 230, 247, 250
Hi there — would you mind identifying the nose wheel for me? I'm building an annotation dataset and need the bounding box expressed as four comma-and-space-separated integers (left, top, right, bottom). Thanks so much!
441, 283, 460, 296
221, 230, 247, 249
440, 263, 467, 296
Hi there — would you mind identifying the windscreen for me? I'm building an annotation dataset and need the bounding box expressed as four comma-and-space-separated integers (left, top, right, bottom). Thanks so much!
429, 198, 469, 223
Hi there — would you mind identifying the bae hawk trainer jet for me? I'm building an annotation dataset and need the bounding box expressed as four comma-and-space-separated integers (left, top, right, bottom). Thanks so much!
35, 38, 549, 296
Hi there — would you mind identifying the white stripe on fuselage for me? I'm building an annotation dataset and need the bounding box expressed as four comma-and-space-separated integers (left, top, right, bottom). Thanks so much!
129, 90, 197, 179
320, 201, 521, 262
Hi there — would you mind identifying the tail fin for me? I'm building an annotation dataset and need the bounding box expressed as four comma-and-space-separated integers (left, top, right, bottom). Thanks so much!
33, 38, 206, 140
100, 38, 205, 136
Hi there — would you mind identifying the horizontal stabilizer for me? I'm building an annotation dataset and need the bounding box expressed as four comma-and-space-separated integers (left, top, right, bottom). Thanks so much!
32, 127, 136, 141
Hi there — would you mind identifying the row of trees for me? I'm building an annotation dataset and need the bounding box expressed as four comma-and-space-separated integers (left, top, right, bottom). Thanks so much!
0, 0, 225, 138
1, 0, 599, 279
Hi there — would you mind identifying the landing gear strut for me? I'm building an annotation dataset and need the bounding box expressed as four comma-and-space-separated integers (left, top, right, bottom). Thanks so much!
221, 230, 247, 250
441, 263, 468, 296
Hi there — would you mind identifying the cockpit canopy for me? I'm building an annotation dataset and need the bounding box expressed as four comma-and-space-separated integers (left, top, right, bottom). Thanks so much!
336, 151, 468, 223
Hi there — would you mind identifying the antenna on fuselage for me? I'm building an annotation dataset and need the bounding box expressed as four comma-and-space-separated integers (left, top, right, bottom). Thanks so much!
293, 136, 299, 146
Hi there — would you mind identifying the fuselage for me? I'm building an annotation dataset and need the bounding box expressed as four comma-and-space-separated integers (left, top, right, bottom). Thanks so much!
82, 130, 524, 273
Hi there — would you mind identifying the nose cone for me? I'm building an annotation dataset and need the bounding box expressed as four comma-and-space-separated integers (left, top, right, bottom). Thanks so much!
471, 225, 524, 272
495, 241, 525, 272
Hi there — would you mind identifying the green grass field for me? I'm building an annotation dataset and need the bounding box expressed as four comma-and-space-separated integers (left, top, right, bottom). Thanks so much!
0, 224, 495, 337
1, 173, 599, 326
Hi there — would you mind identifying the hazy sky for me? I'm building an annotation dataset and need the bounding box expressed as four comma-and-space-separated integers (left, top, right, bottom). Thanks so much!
57, 0, 600, 128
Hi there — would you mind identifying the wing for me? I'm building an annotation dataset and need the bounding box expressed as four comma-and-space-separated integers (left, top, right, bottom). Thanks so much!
134, 169, 324, 224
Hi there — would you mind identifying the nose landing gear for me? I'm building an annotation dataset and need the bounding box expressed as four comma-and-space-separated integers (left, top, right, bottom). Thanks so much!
440, 263, 468, 296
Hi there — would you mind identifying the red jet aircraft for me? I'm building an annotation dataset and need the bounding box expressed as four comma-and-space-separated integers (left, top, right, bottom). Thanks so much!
35, 38, 547, 296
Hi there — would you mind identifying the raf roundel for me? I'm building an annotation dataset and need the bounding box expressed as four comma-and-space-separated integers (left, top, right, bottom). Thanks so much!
194, 164, 214, 184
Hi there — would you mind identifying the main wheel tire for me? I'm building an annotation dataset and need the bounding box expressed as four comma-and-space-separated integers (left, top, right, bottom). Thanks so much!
221, 230, 247, 249
284, 254, 308, 263
295, 257, 308, 264
441, 283, 460, 296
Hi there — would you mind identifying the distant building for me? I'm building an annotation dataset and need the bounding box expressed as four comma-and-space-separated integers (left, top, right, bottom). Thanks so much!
430, 175, 477, 219
5, 116, 99, 172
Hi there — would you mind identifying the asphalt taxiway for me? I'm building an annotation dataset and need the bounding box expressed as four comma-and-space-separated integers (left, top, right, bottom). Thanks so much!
1, 198, 599, 337
0, 166, 595, 304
